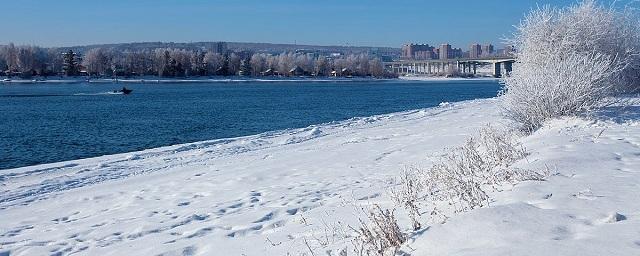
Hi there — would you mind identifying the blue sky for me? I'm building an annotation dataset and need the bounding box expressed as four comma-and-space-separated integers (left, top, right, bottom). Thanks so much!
1, 0, 575, 48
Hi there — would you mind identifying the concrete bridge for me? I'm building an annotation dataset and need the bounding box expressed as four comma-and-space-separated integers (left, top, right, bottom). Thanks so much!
384, 57, 516, 78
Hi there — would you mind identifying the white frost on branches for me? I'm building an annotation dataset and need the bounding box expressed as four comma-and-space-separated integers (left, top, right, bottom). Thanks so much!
502, 0, 640, 132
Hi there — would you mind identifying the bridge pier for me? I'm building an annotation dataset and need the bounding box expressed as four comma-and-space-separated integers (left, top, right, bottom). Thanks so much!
493, 62, 502, 78
504, 62, 512, 76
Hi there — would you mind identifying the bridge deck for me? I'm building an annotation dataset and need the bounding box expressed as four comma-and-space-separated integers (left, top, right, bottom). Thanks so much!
384, 57, 515, 65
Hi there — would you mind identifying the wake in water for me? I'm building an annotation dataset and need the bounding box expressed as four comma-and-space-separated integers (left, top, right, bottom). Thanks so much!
0, 94, 69, 98
73, 91, 124, 96
1, 92, 125, 97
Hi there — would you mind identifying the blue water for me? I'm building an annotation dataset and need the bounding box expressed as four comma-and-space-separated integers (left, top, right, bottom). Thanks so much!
0, 80, 501, 170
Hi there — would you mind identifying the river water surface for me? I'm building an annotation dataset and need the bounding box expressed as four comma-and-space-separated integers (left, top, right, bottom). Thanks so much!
0, 79, 501, 169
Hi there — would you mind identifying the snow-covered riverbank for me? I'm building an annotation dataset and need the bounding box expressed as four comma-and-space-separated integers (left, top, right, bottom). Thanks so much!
0, 77, 392, 84
1, 76, 499, 85
1, 97, 639, 255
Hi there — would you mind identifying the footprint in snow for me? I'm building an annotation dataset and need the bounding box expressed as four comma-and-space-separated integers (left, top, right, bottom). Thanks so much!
572, 189, 604, 200
598, 212, 626, 224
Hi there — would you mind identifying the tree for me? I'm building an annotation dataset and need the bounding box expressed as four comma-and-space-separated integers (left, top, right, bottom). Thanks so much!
369, 58, 384, 77
4, 43, 17, 73
277, 52, 294, 75
31, 46, 49, 75
314, 57, 329, 76
250, 53, 266, 75
204, 52, 224, 75
62, 50, 80, 76
46, 48, 64, 76
82, 48, 110, 76
190, 51, 206, 76
160, 50, 172, 77
227, 53, 241, 75
0, 50, 6, 73
17, 47, 34, 75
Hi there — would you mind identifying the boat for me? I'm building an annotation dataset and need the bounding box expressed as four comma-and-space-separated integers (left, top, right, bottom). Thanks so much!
114, 87, 133, 95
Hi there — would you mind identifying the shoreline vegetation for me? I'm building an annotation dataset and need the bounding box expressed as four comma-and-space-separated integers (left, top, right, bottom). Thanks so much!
0, 43, 401, 80
0, 75, 499, 84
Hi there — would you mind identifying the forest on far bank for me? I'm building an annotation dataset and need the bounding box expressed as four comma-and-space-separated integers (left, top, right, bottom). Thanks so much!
0, 43, 397, 79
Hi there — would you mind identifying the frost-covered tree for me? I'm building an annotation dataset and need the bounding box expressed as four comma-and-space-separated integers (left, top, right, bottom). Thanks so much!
249, 53, 266, 75
0, 43, 390, 78
204, 52, 224, 75
369, 58, 384, 77
294, 54, 313, 72
502, 0, 640, 132
16, 47, 35, 75
314, 56, 330, 76
46, 48, 64, 76
190, 51, 206, 76
4, 43, 18, 73
0, 51, 6, 72
227, 53, 241, 75
83, 48, 111, 76
276, 52, 295, 74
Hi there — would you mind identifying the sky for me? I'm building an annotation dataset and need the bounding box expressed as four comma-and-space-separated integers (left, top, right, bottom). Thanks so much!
1, 0, 576, 48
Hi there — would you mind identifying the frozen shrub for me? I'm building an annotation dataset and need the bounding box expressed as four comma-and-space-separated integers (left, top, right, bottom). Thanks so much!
478, 125, 527, 168
394, 126, 542, 223
502, 0, 640, 132
431, 140, 491, 213
491, 167, 549, 184
389, 166, 424, 231
351, 205, 406, 256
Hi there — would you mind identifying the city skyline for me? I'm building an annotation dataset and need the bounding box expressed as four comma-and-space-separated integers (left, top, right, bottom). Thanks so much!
0, 0, 575, 48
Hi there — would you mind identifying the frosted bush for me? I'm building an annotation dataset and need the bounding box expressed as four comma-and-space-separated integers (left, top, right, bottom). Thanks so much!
430, 139, 491, 213
478, 125, 527, 168
391, 126, 542, 225
351, 205, 406, 256
389, 166, 424, 231
502, 0, 640, 132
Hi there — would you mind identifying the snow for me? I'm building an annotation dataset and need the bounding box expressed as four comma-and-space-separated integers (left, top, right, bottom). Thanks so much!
0, 77, 392, 84
1, 97, 640, 255
410, 112, 640, 255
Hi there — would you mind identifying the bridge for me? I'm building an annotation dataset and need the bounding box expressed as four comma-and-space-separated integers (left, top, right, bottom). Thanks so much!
384, 57, 516, 78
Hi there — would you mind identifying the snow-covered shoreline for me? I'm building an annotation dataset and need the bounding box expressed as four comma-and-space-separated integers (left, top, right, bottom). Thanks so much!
1, 77, 394, 84
1, 97, 639, 255
0, 76, 499, 85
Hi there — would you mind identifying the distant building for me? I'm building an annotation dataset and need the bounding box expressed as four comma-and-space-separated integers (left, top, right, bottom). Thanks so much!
439, 44, 452, 60
470, 44, 482, 58
260, 68, 274, 76
289, 66, 305, 76
401, 43, 436, 60
341, 68, 353, 77
481, 44, 494, 57
452, 48, 463, 59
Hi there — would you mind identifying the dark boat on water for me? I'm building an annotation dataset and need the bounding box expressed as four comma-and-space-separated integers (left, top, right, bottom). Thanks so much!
115, 87, 133, 95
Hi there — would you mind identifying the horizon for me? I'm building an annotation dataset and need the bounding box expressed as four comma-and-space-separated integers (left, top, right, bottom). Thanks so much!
1, 0, 576, 49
